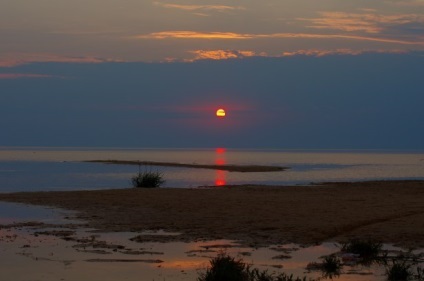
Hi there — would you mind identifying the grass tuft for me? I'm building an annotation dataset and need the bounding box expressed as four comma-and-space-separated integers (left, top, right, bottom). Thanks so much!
386, 259, 413, 281
131, 170, 165, 188
341, 239, 382, 261
384, 253, 424, 281
307, 254, 342, 279
197, 253, 248, 281
198, 253, 313, 281
321, 254, 342, 273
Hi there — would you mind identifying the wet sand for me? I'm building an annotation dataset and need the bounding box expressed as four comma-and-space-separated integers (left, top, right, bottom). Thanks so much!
1, 180, 424, 248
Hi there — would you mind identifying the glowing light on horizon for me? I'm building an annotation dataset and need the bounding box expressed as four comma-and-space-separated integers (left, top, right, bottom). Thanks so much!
216, 108, 226, 117
216, 147, 226, 154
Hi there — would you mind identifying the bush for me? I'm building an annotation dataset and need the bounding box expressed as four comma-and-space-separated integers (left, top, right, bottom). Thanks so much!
307, 254, 342, 279
385, 253, 424, 281
321, 255, 342, 273
386, 260, 413, 281
131, 171, 165, 188
198, 253, 248, 281
198, 253, 313, 281
341, 239, 382, 260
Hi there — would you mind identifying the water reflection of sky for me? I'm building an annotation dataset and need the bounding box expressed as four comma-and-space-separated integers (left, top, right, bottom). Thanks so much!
0, 222, 409, 281
0, 202, 72, 224
0, 198, 423, 281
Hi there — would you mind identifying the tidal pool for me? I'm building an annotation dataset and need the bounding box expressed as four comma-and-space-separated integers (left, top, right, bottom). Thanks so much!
1, 202, 423, 281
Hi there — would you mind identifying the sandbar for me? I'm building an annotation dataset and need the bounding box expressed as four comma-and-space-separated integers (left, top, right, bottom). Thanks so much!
84, 160, 287, 172
1, 180, 424, 248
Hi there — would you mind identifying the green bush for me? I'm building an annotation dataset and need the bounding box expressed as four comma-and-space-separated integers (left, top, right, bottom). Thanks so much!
131, 171, 164, 188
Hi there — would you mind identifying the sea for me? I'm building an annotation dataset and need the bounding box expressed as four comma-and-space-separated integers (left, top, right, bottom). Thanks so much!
0, 147, 423, 192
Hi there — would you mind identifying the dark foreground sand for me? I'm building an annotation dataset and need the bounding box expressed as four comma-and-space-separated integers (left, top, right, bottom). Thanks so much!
1, 181, 424, 248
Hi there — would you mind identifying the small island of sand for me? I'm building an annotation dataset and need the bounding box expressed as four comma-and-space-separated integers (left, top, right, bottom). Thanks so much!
84, 160, 288, 172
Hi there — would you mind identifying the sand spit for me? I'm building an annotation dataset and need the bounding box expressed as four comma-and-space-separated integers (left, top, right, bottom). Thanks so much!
84, 160, 287, 172
1, 181, 424, 248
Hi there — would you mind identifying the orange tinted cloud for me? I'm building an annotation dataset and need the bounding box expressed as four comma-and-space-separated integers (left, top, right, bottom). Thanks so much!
185, 48, 406, 61
135, 31, 424, 45
0, 53, 122, 67
134, 31, 253, 39
188, 50, 257, 61
300, 11, 424, 34
281, 49, 406, 57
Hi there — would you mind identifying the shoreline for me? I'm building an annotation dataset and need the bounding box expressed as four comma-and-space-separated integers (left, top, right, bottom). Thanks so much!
1, 180, 424, 249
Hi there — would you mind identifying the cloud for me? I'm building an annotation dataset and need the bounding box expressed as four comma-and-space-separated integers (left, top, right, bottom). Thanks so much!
134, 31, 424, 45
134, 31, 253, 39
183, 48, 407, 61
281, 49, 406, 57
0, 53, 122, 67
0, 73, 58, 79
153, 2, 244, 12
187, 50, 257, 61
299, 11, 424, 34
386, 0, 424, 7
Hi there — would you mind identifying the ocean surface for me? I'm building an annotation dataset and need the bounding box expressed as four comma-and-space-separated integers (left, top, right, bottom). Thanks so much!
0, 147, 423, 192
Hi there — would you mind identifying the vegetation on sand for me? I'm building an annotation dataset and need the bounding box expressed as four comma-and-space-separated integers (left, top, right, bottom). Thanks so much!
384, 253, 424, 281
197, 253, 313, 281
131, 171, 165, 188
341, 239, 382, 261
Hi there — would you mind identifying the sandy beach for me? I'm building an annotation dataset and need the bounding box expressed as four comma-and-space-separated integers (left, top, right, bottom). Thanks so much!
1, 180, 424, 249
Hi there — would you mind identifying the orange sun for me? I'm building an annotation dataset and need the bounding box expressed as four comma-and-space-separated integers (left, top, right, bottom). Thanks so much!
216, 108, 226, 117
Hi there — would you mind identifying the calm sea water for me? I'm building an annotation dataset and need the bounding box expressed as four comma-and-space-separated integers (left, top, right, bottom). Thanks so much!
0, 147, 423, 192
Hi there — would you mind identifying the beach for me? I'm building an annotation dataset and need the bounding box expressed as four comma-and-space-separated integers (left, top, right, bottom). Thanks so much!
1, 180, 424, 249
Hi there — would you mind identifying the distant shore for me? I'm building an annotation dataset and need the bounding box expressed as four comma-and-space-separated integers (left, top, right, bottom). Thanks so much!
1, 180, 424, 248
84, 160, 288, 172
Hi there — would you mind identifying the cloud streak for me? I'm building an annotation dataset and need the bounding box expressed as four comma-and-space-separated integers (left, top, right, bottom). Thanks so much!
0, 53, 122, 67
187, 50, 257, 61
387, 0, 424, 7
185, 48, 407, 61
134, 31, 253, 39
299, 11, 424, 34
0, 73, 57, 79
153, 2, 244, 12
134, 31, 424, 45
280, 49, 406, 57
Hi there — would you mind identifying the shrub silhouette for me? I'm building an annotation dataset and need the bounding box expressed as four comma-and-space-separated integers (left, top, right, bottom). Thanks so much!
131, 171, 164, 188
198, 253, 313, 281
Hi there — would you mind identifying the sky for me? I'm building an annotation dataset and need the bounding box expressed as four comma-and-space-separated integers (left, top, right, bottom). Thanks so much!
1, 0, 423, 149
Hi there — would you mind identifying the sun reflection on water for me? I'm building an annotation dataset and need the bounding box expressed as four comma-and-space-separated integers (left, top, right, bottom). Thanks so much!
214, 148, 227, 186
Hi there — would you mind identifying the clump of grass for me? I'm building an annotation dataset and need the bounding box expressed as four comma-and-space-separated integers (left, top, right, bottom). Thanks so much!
321, 255, 342, 273
197, 253, 248, 281
247, 269, 311, 281
384, 253, 424, 281
416, 267, 424, 280
131, 170, 165, 188
341, 239, 382, 261
307, 254, 342, 279
386, 259, 413, 281
198, 253, 314, 281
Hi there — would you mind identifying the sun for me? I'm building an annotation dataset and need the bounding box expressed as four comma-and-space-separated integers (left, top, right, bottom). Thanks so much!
216, 108, 226, 117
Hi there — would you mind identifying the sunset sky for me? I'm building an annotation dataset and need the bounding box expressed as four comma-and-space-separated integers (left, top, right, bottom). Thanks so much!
1, 0, 423, 149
